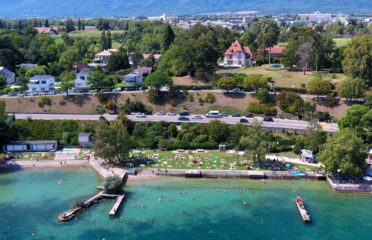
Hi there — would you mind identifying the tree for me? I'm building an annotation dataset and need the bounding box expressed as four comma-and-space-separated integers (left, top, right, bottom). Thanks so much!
65, 18, 75, 33
44, 19, 49, 27
240, 122, 269, 162
256, 88, 270, 103
0, 101, 10, 146
306, 75, 333, 98
59, 71, 75, 95
87, 68, 105, 89
0, 75, 6, 87
25, 66, 47, 79
207, 120, 229, 143
94, 120, 132, 164
161, 24, 174, 51
342, 35, 372, 86
106, 31, 112, 49
100, 31, 106, 51
241, 75, 268, 90
216, 76, 237, 92
107, 50, 130, 72
318, 128, 366, 179
337, 77, 366, 102
77, 18, 82, 31
257, 20, 280, 67
103, 176, 124, 194
297, 41, 313, 75
145, 71, 172, 92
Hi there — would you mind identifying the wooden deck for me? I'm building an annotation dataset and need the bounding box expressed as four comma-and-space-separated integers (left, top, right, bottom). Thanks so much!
295, 197, 311, 223
109, 195, 125, 217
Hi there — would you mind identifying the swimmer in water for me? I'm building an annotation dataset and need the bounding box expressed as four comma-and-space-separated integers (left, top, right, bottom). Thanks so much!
58, 178, 64, 184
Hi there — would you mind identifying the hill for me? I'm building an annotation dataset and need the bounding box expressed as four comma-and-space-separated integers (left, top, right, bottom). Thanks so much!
0, 0, 371, 18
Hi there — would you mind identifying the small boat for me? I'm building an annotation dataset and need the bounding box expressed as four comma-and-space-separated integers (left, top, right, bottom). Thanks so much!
295, 196, 311, 223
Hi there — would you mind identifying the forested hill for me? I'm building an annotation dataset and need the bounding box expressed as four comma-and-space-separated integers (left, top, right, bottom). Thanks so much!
0, 0, 371, 18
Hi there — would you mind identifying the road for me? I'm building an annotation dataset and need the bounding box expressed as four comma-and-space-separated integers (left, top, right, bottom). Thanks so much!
13, 113, 339, 133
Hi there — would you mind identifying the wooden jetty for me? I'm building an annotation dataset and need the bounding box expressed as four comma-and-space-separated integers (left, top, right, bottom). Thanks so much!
58, 191, 125, 221
109, 195, 125, 217
295, 196, 311, 223
185, 170, 202, 178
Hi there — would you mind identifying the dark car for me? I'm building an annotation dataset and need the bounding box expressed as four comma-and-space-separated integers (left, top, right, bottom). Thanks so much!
240, 118, 249, 123
178, 117, 190, 121
245, 113, 254, 118
263, 117, 274, 122
179, 110, 190, 116
138, 86, 147, 90
100, 88, 112, 93
231, 113, 241, 117
109, 110, 118, 115
219, 112, 228, 117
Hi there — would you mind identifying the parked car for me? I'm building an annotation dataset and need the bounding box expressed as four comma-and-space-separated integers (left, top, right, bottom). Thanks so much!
219, 112, 228, 117
231, 113, 241, 117
166, 111, 177, 116
232, 88, 243, 93
240, 118, 249, 123
109, 110, 118, 115
155, 111, 165, 116
131, 112, 140, 115
138, 86, 147, 90
100, 88, 112, 93
245, 113, 254, 118
17, 93, 26, 97
89, 89, 97, 93
263, 117, 274, 122
112, 88, 121, 92
179, 110, 189, 116
191, 115, 203, 120
178, 117, 190, 121
135, 113, 146, 118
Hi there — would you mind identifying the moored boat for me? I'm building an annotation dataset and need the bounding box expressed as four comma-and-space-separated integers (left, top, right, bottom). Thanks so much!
295, 196, 311, 223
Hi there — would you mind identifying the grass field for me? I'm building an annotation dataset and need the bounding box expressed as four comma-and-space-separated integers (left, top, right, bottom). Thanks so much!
68, 30, 125, 38
333, 37, 351, 47
131, 150, 317, 172
217, 64, 346, 88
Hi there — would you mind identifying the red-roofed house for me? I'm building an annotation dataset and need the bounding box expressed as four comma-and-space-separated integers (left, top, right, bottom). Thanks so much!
264, 47, 286, 58
223, 40, 254, 68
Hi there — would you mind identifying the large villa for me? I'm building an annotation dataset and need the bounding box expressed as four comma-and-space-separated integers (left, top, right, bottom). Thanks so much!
223, 40, 255, 68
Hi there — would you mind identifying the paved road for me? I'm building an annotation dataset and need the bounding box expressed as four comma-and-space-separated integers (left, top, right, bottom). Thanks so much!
13, 113, 339, 133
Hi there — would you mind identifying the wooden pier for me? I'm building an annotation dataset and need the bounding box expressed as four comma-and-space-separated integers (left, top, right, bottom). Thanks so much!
58, 192, 125, 221
109, 195, 125, 217
295, 196, 311, 223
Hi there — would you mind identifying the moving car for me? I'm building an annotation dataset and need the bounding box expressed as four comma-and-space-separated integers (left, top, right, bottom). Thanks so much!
178, 117, 190, 121
206, 111, 220, 118
155, 111, 165, 116
231, 113, 241, 117
166, 111, 177, 116
219, 112, 228, 117
135, 113, 146, 118
263, 117, 274, 122
179, 110, 190, 116
240, 118, 249, 123
191, 115, 203, 120
245, 113, 253, 118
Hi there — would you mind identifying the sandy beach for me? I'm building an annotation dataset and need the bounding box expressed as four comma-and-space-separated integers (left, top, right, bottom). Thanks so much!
13, 160, 90, 169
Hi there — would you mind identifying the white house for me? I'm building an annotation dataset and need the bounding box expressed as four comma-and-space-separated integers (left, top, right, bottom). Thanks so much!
27, 75, 55, 93
0, 66, 15, 85
299, 11, 332, 23
94, 49, 119, 65
3, 140, 58, 152
124, 70, 143, 86
366, 149, 372, 165
75, 69, 90, 89
223, 40, 254, 68
78, 132, 94, 148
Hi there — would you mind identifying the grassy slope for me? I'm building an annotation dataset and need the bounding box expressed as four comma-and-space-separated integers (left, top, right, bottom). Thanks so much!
217, 64, 347, 88
68, 30, 125, 38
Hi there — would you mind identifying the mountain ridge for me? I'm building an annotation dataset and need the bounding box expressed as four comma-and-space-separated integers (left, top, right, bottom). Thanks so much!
0, 0, 371, 18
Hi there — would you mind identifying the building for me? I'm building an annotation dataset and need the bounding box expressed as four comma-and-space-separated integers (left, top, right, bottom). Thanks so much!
0, 67, 15, 85
134, 66, 152, 76
300, 150, 316, 163
75, 69, 90, 89
265, 47, 286, 58
299, 11, 332, 23
3, 140, 58, 152
94, 49, 119, 65
223, 40, 254, 68
34, 27, 59, 35
18, 63, 38, 70
124, 71, 143, 86
27, 75, 55, 93
78, 133, 94, 148
73, 61, 90, 72
142, 53, 162, 61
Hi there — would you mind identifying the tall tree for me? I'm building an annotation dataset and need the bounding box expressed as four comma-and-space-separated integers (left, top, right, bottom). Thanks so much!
65, 18, 75, 33
44, 19, 49, 27
94, 120, 132, 164
337, 77, 366, 102
107, 49, 130, 72
106, 30, 112, 49
0, 101, 10, 147
297, 41, 313, 75
318, 128, 366, 179
77, 18, 82, 31
59, 71, 75, 95
342, 35, 372, 86
161, 24, 175, 51
87, 68, 105, 89
100, 31, 106, 50
258, 20, 280, 67
240, 122, 269, 162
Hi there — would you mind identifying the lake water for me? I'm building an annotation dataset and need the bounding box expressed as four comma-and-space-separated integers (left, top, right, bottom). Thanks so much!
0, 168, 371, 240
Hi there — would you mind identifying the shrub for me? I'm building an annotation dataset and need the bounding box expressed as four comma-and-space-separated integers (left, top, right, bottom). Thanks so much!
37, 96, 51, 108
256, 88, 270, 103
104, 176, 124, 194
94, 105, 106, 114
198, 97, 204, 105
105, 99, 115, 110
204, 93, 215, 104
188, 93, 194, 102
247, 103, 277, 116
96, 92, 108, 103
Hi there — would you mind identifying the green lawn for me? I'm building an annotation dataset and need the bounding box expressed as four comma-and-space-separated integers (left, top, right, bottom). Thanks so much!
217, 64, 346, 88
333, 37, 351, 47
14, 152, 55, 161
130, 150, 317, 171
68, 30, 125, 38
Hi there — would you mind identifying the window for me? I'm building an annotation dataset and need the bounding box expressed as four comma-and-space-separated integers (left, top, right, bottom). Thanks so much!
41, 81, 46, 84
32, 88, 37, 91
41, 88, 45, 91
80, 76, 85, 80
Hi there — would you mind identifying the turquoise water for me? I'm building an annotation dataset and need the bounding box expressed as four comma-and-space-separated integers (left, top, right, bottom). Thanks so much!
1, 168, 372, 240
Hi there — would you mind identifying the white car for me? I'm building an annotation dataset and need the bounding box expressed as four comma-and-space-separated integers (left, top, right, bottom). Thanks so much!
135, 113, 146, 118
155, 111, 165, 116
166, 111, 177, 116
363, 176, 372, 182
191, 115, 203, 120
